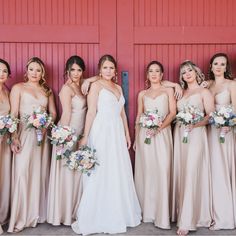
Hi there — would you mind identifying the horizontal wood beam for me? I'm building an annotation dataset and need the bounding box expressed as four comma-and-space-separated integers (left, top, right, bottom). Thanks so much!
134, 26, 236, 44
0, 25, 99, 43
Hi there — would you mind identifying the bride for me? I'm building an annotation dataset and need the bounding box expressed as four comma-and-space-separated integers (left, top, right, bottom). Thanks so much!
71, 54, 141, 235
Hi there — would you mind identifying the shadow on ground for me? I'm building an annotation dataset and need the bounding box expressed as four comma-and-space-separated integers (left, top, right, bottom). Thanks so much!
2, 222, 236, 236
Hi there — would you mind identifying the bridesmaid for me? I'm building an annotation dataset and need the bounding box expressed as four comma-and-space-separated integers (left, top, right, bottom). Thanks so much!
207, 53, 236, 230
172, 60, 214, 235
47, 55, 97, 225
0, 59, 11, 234
134, 60, 176, 229
8, 57, 57, 233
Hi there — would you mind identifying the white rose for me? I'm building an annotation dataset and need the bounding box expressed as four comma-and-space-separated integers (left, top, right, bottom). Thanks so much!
184, 113, 193, 123
9, 127, 15, 133
146, 120, 153, 127
224, 113, 230, 119
67, 141, 74, 148
214, 116, 225, 125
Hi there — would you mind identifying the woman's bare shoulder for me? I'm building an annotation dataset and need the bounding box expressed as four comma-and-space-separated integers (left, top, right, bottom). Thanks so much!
10, 82, 25, 92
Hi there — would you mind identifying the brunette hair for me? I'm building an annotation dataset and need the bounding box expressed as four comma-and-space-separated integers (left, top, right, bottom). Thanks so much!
24, 57, 52, 97
98, 54, 117, 83
0, 58, 11, 75
145, 60, 164, 88
179, 60, 205, 89
208, 53, 233, 80
64, 55, 86, 76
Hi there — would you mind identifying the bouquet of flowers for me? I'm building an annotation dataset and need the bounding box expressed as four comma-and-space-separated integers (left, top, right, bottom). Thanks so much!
0, 114, 19, 143
176, 104, 204, 143
66, 145, 98, 176
24, 106, 53, 146
49, 125, 78, 159
209, 105, 236, 143
139, 109, 163, 144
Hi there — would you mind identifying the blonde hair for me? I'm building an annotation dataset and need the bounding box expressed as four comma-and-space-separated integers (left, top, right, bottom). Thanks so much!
24, 57, 52, 97
179, 60, 205, 89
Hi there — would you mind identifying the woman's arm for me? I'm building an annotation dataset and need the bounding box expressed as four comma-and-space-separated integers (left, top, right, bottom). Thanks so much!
200, 80, 213, 89
133, 90, 145, 151
10, 84, 21, 118
161, 80, 183, 100
158, 88, 176, 130
192, 89, 214, 129
81, 75, 99, 95
230, 80, 236, 111
10, 84, 22, 153
48, 92, 57, 122
79, 83, 99, 146
121, 107, 131, 149
114, 86, 131, 149
58, 85, 73, 126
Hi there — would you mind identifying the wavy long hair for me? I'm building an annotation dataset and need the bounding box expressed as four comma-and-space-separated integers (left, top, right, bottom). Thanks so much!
179, 60, 205, 89
208, 53, 233, 80
24, 57, 52, 97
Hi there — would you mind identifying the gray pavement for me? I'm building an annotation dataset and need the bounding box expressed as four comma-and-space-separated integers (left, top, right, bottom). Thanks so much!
2, 223, 236, 236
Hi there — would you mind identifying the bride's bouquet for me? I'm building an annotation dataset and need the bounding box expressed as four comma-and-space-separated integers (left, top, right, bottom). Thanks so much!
24, 106, 53, 146
0, 114, 19, 143
176, 104, 204, 143
49, 125, 78, 159
139, 109, 163, 144
66, 145, 98, 176
209, 105, 236, 143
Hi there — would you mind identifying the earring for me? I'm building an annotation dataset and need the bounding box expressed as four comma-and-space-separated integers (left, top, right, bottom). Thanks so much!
145, 79, 149, 89
115, 73, 118, 83
24, 73, 29, 82
112, 73, 118, 83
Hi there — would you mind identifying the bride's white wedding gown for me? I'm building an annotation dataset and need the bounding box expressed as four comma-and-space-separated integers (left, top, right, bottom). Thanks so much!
71, 88, 141, 235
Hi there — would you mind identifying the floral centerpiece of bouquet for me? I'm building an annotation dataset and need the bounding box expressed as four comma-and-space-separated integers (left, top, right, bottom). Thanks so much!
24, 106, 53, 146
49, 125, 78, 159
66, 145, 98, 176
209, 105, 236, 143
176, 104, 204, 143
0, 114, 19, 143
139, 109, 163, 144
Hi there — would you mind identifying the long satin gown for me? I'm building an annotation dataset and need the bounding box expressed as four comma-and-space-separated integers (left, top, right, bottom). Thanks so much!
208, 89, 236, 229
8, 92, 51, 233
172, 93, 213, 231
135, 93, 173, 229
71, 88, 141, 235
0, 98, 11, 233
47, 94, 86, 225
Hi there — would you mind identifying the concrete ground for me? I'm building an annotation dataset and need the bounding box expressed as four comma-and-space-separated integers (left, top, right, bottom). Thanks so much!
2, 222, 236, 236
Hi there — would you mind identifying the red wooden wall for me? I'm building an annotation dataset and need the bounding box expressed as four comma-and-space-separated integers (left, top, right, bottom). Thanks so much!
117, 0, 236, 140
0, 0, 116, 106
1, 0, 236, 144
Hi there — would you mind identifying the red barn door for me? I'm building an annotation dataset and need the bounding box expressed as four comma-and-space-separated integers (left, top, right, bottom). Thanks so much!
0, 0, 117, 109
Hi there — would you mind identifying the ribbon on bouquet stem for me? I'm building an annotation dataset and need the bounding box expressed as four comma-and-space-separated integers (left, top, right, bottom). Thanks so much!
36, 129, 43, 146
219, 129, 225, 143
182, 128, 189, 143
